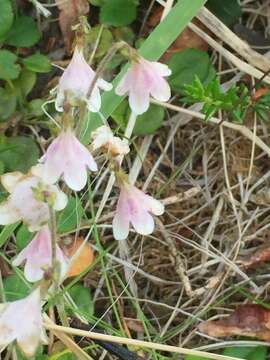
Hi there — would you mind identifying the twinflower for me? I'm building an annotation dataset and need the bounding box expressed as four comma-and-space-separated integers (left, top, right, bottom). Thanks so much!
0, 166, 67, 231
113, 176, 164, 240
0, 287, 47, 356
56, 46, 112, 112
13, 226, 67, 283
40, 127, 97, 191
115, 56, 171, 115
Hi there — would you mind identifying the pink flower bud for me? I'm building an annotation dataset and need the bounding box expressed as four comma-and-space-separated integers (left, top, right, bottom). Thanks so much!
56, 46, 112, 112
115, 57, 171, 115
40, 128, 98, 191
113, 180, 164, 240
0, 167, 67, 232
0, 287, 47, 356
13, 226, 67, 283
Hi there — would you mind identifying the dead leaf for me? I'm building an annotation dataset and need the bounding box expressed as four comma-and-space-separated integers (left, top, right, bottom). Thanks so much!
198, 304, 270, 341
125, 318, 145, 333
147, 7, 208, 61
63, 237, 94, 277
241, 246, 270, 268
56, 0, 90, 52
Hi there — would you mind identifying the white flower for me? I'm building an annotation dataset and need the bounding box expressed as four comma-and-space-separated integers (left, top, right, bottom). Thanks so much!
13, 226, 68, 283
113, 180, 164, 240
91, 125, 130, 157
0, 166, 67, 231
56, 46, 112, 112
40, 128, 97, 191
115, 56, 171, 115
0, 287, 47, 356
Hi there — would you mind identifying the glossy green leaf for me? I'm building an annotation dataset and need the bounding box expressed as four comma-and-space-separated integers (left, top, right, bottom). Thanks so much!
87, 25, 113, 59
100, 0, 137, 26
68, 284, 94, 316
13, 68, 37, 97
223, 346, 267, 360
0, 50, 20, 80
3, 273, 29, 301
206, 0, 242, 26
0, 135, 39, 172
6, 16, 41, 47
81, 0, 207, 143
0, 0, 14, 40
16, 224, 33, 251
168, 49, 216, 93
22, 53, 52, 73
0, 87, 17, 121
58, 196, 84, 233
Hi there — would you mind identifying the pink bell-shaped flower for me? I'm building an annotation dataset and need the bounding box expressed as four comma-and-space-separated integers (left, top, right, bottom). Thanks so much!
115, 56, 171, 115
13, 226, 67, 283
0, 287, 47, 356
56, 46, 112, 112
113, 179, 164, 240
0, 166, 67, 232
40, 128, 98, 191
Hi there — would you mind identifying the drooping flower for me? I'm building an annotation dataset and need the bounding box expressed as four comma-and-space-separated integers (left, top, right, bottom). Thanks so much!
112, 179, 164, 240
40, 128, 97, 191
56, 46, 112, 112
13, 226, 67, 283
0, 166, 67, 232
115, 56, 171, 115
91, 125, 130, 157
0, 287, 47, 356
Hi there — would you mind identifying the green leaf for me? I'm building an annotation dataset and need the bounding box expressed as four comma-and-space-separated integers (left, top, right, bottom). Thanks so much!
0, 223, 20, 248
0, 0, 14, 40
22, 53, 52, 73
0, 50, 20, 80
100, 0, 137, 26
3, 273, 29, 301
0, 135, 39, 172
0, 87, 17, 121
58, 196, 84, 234
16, 224, 33, 251
82, 0, 207, 143
5, 16, 41, 47
13, 68, 37, 97
134, 104, 165, 135
168, 49, 216, 93
87, 25, 113, 59
206, 0, 242, 26
223, 346, 267, 360
68, 284, 94, 316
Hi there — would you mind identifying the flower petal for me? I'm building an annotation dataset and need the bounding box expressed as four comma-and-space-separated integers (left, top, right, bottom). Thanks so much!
1, 172, 23, 193
0, 202, 20, 225
151, 62, 172, 77
131, 210, 154, 236
53, 188, 68, 210
113, 212, 130, 241
86, 86, 101, 113
129, 87, 149, 115
97, 78, 113, 91
144, 194, 164, 216
150, 77, 171, 102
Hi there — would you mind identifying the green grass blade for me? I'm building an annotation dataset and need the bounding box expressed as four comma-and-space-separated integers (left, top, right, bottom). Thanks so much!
82, 0, 207, 143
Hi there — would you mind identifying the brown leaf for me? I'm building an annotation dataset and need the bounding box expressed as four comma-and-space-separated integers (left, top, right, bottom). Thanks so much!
241, 246, 270, 268
63, 237, 94, 277
56, 0, 90, 52
125, 318, 145, 333
198, 304, 270, 341
147, 7, 208, 61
